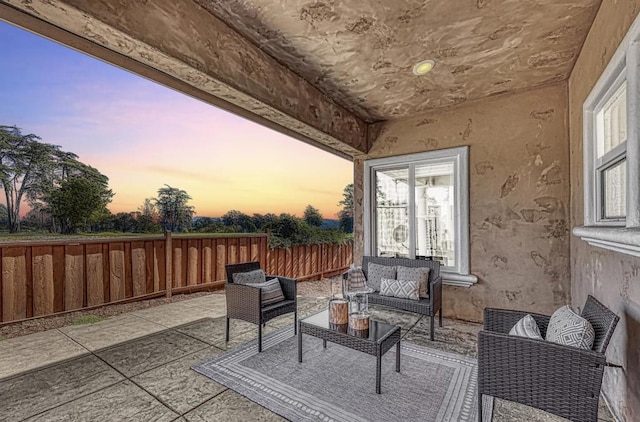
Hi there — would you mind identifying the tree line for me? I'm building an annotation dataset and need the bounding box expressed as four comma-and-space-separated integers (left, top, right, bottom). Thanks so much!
0, 126, 354, 245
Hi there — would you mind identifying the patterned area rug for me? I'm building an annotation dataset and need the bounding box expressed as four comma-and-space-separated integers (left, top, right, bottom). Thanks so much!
193, 326, 493, 422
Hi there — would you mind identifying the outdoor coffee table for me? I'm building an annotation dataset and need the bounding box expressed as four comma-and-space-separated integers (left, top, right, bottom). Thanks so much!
297, 310, 401, 394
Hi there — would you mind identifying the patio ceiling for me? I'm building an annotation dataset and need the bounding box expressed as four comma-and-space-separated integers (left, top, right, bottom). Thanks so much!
0, 0, 601, 156
195, 0, 602, 122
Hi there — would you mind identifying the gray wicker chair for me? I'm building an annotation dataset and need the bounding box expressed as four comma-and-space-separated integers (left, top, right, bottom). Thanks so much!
477, 295, 619, 422
225, 261, 297, 352
343, 256, 443, 340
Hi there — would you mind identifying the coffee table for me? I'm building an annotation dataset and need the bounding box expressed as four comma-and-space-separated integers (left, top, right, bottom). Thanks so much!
297, 310, 401, 394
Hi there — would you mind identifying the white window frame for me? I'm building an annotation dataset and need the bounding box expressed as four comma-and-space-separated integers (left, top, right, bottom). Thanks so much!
574, 13, 640, 257
364, 146, 477, 287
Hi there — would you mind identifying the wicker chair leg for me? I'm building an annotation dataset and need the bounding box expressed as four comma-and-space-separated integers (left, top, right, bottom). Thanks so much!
439, 309, 443, 327
478, 392, 483, 422
225, 317, 230, 342
258, 322, 263, 353
294, 311, 298, 335
430, 315, 435, 341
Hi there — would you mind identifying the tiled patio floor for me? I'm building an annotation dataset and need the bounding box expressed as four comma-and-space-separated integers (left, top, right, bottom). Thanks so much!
0, 291, 615, 421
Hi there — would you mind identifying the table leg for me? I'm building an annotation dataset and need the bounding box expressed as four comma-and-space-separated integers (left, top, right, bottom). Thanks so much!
323, 339, 327, 349
396, 340, 401, 372
376, 352, 381, 394
298, 324, 302, 363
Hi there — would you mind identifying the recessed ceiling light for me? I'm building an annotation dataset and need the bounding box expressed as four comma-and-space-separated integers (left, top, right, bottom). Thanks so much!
412, 59, 436, 75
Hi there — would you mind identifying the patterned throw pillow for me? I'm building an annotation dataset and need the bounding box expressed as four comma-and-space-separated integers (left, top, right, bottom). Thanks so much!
244, 278, 285, 306
346, 267, 367, 291
509, 314, 543, 340
379, 278, 420, 300
396, 266, 430, 299
232, 269, 266, 284
546, 305, 595, 350
367, 263, 396, 292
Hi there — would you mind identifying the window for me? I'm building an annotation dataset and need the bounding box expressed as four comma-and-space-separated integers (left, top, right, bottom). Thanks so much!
575, 13, 640, 257
364, 147, 477, 286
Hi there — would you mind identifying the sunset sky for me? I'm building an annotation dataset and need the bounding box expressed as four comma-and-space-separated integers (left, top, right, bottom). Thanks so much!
0, 21, 352, 218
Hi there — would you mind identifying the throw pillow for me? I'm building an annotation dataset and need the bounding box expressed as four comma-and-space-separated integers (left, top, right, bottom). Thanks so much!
379, 277, 420, 300
396, 266, 430, 299
232, 269, 266, 285
346, 267, 367, 291
509, 314, 543, 340
546, 305, 595, 350
367, 262, 396, 291
245, 278, 285, 306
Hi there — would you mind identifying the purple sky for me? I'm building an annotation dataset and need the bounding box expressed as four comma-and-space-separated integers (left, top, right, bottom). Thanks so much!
0, 21, 352, 218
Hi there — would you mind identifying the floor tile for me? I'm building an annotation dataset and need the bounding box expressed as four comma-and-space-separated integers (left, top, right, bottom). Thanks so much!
132, 302, 219, 328
24, 380, 178, 422
183, 390, 286, 422
0, 329, 88, 379
132, 346, 226, 415
96, 330, 209, 377
0, 355, 123, 421
174, 317, 256, 349
59, 314, 166, 351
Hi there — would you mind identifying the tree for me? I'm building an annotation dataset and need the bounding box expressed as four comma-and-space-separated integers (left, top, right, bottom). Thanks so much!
221, 210, 256, 233
49, 176, 113, 233
303, 205, 323, 227
0, 126, 62, 232
338, 183, 354, 233
154, 185, 195, 233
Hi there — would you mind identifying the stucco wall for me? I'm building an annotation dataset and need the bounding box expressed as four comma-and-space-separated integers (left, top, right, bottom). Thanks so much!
568, 1, 640, 420
357, 83, 570, 321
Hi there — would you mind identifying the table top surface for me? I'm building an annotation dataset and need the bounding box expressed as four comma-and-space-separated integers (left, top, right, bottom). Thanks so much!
300, 310, 400, 343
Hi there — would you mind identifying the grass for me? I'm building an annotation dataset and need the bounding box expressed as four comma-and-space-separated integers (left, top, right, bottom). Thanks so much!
0, 334, 5, 341
71, 315, 104, 325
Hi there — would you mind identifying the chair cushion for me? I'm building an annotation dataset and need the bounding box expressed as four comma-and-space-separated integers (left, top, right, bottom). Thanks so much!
379, 277, 420, 300
367, 263, 396, 291
244, 278, 285, 306
546, 305, 595, 350
232, 269, 266, 285
396, 265, 430, 299
509, 314, 543, 340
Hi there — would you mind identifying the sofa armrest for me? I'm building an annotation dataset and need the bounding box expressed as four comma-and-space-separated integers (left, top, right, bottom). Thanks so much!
484, 308, 551, 335
225, 283, 261, 323
268, 275, 297, 301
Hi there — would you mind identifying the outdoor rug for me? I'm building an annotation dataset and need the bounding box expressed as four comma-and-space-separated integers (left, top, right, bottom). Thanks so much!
192, 326, 493, 422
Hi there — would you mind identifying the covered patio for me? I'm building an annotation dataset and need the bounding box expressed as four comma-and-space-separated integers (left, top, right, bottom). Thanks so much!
0, 0, 639, 421
0, 281, 614, 421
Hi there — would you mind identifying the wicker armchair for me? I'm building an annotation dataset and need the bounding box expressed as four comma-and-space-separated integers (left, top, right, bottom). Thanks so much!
477, 295, 619, 422
225, 261, 297, 352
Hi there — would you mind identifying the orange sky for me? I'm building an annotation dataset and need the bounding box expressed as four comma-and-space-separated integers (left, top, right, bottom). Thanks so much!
1, 21, 353, 219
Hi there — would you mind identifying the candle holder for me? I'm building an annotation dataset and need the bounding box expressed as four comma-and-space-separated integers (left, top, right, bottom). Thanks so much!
328, 297, 348, 325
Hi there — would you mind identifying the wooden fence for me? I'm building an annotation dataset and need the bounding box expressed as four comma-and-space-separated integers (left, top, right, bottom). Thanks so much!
0, 233, 353, 324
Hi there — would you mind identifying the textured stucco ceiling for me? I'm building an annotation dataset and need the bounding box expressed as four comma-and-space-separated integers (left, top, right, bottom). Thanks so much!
195, 0, 601, 122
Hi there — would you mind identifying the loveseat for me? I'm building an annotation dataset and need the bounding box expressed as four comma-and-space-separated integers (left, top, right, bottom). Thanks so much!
343, 256, 443, 340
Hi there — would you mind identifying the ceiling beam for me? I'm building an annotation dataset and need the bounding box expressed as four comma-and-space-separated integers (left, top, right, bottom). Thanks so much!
0, 0, 367, 158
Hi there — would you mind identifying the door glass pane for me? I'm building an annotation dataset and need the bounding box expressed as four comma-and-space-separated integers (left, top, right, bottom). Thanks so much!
374, 168, 409, 258
597, 82, 627, 158
415, 163, 455, 267
602, 159, 627, 219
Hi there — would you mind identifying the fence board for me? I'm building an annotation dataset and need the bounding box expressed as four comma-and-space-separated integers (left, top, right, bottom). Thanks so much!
124, 242, 133, 299
239, 237, 248, 263
145, 241, 154, 294
155, 240, 165, 291
216, 240, 226, 280
2, 247, 27, 321
203, 239, 212, 283
86, 243, 104, 307
131, 242, 146, 297
109, 243, 125, 302
53, 245, 65, 312
31, 246, 53, 316
64, 245, 84, 311
188, 239, 198, 286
